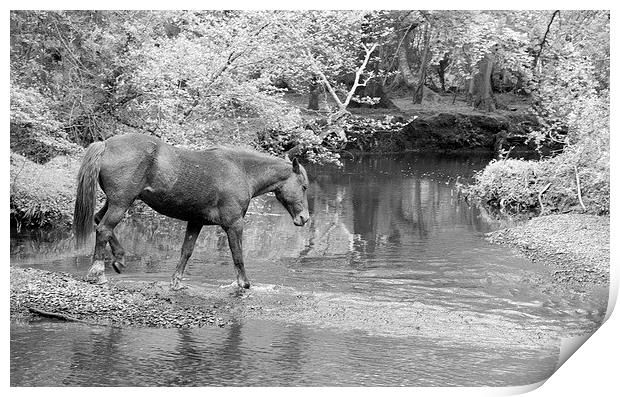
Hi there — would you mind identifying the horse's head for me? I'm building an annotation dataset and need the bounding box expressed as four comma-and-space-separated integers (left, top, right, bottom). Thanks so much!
275, 158, 310, 226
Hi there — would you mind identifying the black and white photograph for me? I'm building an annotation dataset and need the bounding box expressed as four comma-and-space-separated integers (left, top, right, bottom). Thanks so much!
8, 6, 614, 391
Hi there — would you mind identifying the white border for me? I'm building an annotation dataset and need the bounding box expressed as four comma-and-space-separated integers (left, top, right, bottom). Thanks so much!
4, 3, 618, 396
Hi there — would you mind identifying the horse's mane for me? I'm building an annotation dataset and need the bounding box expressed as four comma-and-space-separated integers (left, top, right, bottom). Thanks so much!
211, 146, 289, 168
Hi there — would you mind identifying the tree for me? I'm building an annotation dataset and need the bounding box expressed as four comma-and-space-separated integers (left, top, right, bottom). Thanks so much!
305, 42, 378, 122
412, 14, 433, 104
395, 12, 420, 89
469, 50, 496, 112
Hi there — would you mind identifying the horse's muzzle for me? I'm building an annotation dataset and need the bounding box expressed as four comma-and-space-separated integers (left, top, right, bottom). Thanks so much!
293, 212, 310, 226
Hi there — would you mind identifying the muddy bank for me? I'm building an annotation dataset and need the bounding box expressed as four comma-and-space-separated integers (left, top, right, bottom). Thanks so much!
12, 266, 580, 350
486, 214, 609, 287
398, 112, 540, 152
336, 111, 556, 154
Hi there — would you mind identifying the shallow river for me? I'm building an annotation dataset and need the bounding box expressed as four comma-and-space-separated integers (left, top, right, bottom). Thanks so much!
10, 153, 607, 386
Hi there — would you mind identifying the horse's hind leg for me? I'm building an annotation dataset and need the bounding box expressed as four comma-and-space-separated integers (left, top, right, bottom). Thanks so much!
94, 200, 127, 274
171, 222, 202, 290
87, 202, 129, 284
94, 200, 108, 224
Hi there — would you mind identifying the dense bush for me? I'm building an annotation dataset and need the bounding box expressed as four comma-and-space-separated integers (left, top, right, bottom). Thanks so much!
464, 152, 609, 215
10, 154, 80, 230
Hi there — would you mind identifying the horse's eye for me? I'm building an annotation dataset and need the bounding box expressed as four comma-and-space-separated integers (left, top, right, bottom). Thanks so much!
302, 185, 307, 191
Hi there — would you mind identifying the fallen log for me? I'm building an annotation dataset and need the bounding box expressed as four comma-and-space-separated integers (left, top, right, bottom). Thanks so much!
28, 307, 84, 323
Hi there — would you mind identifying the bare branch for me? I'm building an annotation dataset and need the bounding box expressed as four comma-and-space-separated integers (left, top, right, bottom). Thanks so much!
303, 42, 377, 123
341, 43, 378, 110
538, 182, 552, 215
360, 75, 373, 87
574, 165, 586, 211
534, 10, 560, 69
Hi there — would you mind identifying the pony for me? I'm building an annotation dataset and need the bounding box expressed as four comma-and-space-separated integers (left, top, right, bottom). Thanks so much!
73, 133, 309, 289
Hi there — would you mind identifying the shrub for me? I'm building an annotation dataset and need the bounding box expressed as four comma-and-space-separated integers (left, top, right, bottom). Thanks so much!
463, 152, 609, 216
464, 159, 542, 213
10, 153, 80, 230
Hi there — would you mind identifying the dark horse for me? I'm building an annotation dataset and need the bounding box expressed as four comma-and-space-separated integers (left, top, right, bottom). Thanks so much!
73, 133, 310, 289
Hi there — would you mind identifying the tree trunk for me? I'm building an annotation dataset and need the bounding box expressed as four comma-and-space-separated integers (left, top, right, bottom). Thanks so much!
308, 74, 320, 110
471, 52, 496, 112
360, 79, 393, 108
397, 25, 417, 88
413, 23, 431, 104
437, 55, 450, 92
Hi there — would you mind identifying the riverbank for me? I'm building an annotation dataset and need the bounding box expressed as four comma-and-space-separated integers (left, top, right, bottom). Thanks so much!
486, 214, 610, 287
291, 91, 543, 154
10, 267, 231, 328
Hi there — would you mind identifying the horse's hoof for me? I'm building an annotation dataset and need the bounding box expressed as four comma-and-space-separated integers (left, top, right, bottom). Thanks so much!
170, 277, 188, 291
238, 280, 251, 289
112, 260, 126, 274
87, 260, 107, 284
86, 274, 108, 285
171, 282, 188, 291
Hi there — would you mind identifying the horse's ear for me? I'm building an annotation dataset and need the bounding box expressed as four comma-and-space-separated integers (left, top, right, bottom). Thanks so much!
284, 153, 291, 162
292, 157, 301, 174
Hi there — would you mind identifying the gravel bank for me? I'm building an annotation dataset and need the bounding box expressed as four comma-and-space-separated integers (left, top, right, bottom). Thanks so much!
10, 267, 231, 328
486, 214, 609, 287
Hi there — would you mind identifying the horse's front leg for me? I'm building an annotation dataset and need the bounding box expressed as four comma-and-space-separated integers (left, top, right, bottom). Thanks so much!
171, 221, 202, 290
223, 219, 250, 289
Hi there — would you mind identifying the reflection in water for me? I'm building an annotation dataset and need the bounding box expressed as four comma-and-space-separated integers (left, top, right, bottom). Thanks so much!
10, 153, 607, 386
11, 321, 558, 386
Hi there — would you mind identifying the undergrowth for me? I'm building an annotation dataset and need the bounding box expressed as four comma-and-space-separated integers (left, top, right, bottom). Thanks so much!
10, 153, 80, 230
462, 150, 609, 215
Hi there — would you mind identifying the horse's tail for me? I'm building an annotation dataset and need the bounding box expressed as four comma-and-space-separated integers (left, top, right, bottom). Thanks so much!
73, 141, 106, 247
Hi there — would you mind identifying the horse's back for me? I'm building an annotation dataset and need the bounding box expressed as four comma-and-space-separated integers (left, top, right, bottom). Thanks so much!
100, 133, 243, 184
99, 134, 250, 223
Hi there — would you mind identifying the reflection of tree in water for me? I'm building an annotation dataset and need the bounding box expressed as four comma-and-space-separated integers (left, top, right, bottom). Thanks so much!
309, 153, 493, 260
63, 327, 124, 386
168, 321, 248, 386
10, 227, 85, 265
167, 327, 214, 386
273, 325, 306, 384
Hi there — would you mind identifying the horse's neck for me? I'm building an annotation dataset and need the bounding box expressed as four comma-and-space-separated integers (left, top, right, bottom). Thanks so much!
242, 157, 291, 197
